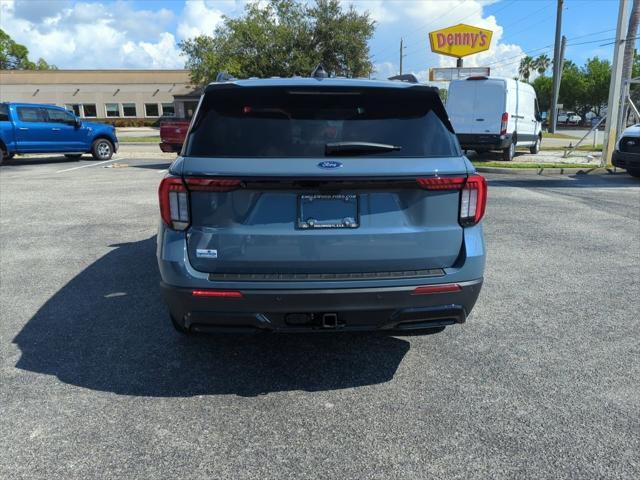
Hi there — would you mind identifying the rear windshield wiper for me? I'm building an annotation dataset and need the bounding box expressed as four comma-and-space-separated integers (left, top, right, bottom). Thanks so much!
325, 142, 402, 156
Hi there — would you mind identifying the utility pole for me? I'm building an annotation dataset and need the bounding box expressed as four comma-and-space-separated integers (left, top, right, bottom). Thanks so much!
618, 0, 640, 139
549, 0, 564, 133
603, 0, 629, 166
399, 38, 405, 75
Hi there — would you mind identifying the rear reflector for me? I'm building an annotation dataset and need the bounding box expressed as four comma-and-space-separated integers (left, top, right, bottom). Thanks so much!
411, 284, 461, 295
192, 290, 243, 298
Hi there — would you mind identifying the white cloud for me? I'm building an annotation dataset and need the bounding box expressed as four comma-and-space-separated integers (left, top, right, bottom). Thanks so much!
0, 0, 183, 68
0, 0, 527, 77
177, 0, 234, 40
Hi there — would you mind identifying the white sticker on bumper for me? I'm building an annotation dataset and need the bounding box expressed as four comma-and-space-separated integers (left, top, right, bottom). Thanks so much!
196, 249, 218, 259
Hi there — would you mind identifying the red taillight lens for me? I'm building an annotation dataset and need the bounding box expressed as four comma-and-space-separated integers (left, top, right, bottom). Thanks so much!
417, 177, 466, 190
159, 175, 189, 230
412, 283, 461, 295
500, 112, 509, 136
460, 174, 487, 226
192, 290, 243, 298
186, 178, 242, 192
417, 175, 487, 226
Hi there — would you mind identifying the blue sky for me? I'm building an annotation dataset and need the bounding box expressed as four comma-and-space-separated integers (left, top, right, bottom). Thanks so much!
0, 0, 626, 80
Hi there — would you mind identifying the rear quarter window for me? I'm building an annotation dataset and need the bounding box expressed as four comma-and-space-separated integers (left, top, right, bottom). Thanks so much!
185, 87, 460, 158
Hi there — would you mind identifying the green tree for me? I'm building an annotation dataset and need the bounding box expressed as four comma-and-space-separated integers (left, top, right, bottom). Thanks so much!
0, 29, 56, 70
582, 57, 610, 116
534, 54, 551, 76
532, 75, 552, 112
518, 55, 535, 82
179, 0, 374, 85
558, 60, 586, 113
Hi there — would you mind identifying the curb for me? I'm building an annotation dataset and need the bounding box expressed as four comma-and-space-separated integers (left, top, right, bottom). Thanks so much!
475, 166, 610, 175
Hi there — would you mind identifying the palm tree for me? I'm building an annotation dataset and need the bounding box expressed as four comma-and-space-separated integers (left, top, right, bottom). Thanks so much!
534, 54, 551, 76
518, 56, 535, 82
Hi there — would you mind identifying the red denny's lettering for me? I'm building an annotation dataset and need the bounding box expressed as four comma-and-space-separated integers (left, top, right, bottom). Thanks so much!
437, 31, 488, 49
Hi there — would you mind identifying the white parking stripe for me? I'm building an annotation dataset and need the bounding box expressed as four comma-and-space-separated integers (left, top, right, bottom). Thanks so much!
56, 158, 119, 173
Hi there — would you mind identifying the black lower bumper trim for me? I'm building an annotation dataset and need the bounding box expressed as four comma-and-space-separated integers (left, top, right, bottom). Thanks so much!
161, 280, 482, 334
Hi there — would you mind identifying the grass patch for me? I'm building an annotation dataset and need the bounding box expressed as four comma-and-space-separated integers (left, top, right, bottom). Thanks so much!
542, 131, 573, 139
119, 136, 160, 143
472, 161, 598, 169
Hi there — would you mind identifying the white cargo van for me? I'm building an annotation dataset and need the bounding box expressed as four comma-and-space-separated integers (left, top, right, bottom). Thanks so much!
446, 77, 542, 161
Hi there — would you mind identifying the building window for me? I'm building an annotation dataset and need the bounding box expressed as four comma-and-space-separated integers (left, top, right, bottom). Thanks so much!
144, 103, 159, 117
66, 104, 81, 116
161, 103, 175, 117
82, 104, 97, 118
122, 103, 137, 117
105, 103, 120, 117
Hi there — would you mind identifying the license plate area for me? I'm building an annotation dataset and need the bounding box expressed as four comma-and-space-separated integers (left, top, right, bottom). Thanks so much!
297, 194, 359, 229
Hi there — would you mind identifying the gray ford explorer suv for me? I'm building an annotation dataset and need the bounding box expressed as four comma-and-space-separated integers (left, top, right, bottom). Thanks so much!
157, 75, 486, 335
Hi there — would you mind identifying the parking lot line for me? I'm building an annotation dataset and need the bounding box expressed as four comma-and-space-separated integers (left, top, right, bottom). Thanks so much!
56, 158, 119, 173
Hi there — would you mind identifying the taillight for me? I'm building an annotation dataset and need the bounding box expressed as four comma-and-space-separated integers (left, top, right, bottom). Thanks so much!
500, 112, 509, 136
159, 176, 242, 230
459, 174, 487, 226
417, 174, 487, 226
186, 178, 242, 192
159, 175, 189, 230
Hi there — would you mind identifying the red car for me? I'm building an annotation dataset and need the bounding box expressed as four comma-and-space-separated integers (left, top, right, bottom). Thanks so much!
159, 120, 189, 153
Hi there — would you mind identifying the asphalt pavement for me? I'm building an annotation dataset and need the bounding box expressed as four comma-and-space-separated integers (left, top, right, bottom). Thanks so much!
1, 152, 639, 479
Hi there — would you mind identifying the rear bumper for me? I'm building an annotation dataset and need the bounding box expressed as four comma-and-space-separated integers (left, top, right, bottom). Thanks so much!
160, 142, 182, 153
457, 133, 512, 151
161, 279, 483, 334
612, 150, 640, 170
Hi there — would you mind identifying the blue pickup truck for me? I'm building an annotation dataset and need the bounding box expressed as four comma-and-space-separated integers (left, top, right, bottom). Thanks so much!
0, 102, 118, 164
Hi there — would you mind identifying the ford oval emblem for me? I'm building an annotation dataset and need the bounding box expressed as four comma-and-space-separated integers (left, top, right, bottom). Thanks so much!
317, 160, 343, 170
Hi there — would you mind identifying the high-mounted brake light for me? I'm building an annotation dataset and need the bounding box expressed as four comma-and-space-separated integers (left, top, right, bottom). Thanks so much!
500, 112, 509, 136
159, 175, 189, 230
417, 175, 487, 226
460, 174, 487, 226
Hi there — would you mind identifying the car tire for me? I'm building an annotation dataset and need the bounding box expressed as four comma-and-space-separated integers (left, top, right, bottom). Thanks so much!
502, 141, 515, 161
65, 154, 83, 160
91, 138, 114, 160
627, 169, 640, 178
170, 313, 190, 334
0, 148, 11, 165
530, 136, 541, 154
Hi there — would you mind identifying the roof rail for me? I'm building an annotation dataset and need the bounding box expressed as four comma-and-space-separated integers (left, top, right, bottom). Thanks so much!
388, 74, 419, 83
311, 64, 329, 79
215, 72, 236, 82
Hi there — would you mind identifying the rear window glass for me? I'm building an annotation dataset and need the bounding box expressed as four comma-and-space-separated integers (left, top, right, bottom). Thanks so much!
185, 87, 460, 158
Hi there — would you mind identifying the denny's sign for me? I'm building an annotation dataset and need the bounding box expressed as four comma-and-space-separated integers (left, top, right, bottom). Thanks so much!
429, 24, 493, 58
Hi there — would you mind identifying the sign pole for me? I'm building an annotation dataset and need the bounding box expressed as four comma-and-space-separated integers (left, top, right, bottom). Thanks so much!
456, 58, 463, 68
